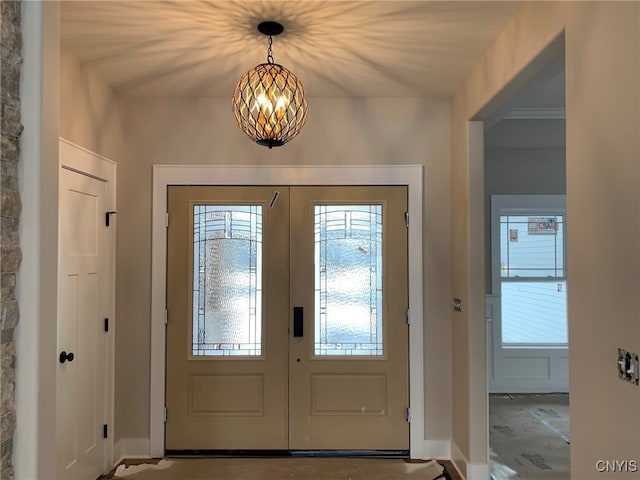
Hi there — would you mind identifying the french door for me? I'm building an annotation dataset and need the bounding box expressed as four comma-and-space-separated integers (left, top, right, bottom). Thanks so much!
165, 186, 408, 451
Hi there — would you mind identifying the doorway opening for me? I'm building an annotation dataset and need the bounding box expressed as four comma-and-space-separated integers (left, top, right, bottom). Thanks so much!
482, 59, 569, 479
149, 165, 425, 459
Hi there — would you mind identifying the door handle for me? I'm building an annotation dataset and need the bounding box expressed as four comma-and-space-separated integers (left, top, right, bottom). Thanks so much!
293, 307, 303, 337
59, 351, 75, 364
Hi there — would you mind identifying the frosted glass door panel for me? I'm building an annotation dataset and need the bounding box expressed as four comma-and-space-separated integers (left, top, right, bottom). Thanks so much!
314, 205, 383, 356
192, 205, 262, 356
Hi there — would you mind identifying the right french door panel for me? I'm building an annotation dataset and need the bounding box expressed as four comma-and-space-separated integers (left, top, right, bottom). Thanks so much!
289, 186, 409, 450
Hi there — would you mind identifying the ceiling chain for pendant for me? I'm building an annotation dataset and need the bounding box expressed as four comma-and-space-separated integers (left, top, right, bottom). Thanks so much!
267, 35, 274, 64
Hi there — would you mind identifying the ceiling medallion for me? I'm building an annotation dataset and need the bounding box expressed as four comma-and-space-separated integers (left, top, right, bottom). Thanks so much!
232, 21, 308, 149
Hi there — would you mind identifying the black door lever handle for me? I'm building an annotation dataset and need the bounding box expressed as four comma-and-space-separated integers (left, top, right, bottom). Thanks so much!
293, 307, 303, 337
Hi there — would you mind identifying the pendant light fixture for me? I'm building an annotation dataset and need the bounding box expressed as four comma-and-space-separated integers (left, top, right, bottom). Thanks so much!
232, 21, 308, 148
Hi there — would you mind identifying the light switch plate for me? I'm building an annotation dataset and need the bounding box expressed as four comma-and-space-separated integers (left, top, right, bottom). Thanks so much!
452, 298, 462, 313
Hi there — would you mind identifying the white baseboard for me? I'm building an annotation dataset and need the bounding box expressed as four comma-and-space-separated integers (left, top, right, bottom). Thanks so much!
424, 440, 451, 459
450, 441, 489, 480
113, 438, 152, 466
467, 462, 490, 480
451, 441, 467, 479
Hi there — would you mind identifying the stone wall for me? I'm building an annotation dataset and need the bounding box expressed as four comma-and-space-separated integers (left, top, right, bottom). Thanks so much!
0, 2, 22, 479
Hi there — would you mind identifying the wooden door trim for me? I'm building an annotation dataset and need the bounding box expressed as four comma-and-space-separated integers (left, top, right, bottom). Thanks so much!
151, 165, 424, 459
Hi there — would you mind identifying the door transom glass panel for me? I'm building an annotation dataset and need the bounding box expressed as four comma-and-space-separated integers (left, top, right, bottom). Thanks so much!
314, 205, 383, 356
192, 205, 262, 356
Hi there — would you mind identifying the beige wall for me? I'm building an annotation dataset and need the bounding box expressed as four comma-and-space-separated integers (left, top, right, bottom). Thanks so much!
60, 48, 126, 160
60, 41, 453, 452
451, 2, 639, 478
116, 96, 453, 446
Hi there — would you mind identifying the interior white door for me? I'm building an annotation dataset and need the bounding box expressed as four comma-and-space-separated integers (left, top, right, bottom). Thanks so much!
57, 167, 108, 479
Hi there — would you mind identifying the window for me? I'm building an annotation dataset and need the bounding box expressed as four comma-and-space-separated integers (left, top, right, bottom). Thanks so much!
500, 214, 566, 346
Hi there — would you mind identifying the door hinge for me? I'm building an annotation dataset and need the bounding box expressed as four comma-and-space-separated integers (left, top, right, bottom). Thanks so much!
163, 406, 168, 423
406, 407, 411, 423
164, 309, 168, 325
104, 318, 109, 332
406, 308, 410, 325
103, 424, 108, 439
165, 212, 169, 228
404, 211, 409, 227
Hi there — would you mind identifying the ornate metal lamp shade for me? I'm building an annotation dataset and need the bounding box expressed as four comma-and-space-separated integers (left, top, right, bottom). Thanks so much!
232, 22, 308, 149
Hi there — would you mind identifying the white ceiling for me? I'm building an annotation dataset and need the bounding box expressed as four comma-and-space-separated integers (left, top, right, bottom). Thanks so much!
60, 0, 524, 98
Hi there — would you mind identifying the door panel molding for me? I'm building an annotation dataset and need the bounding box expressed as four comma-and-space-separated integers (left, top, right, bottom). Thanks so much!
311, 374, 387, 415
188, 374, 265, 415
151, 165, 424, 458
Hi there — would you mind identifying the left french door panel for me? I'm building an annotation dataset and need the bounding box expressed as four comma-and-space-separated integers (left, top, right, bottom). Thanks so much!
57, 167, 107, 479
165, 186, 290, 450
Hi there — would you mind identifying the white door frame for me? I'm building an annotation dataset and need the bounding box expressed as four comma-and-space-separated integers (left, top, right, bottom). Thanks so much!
150, 165, 424, 459
58, 138, 117, 473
